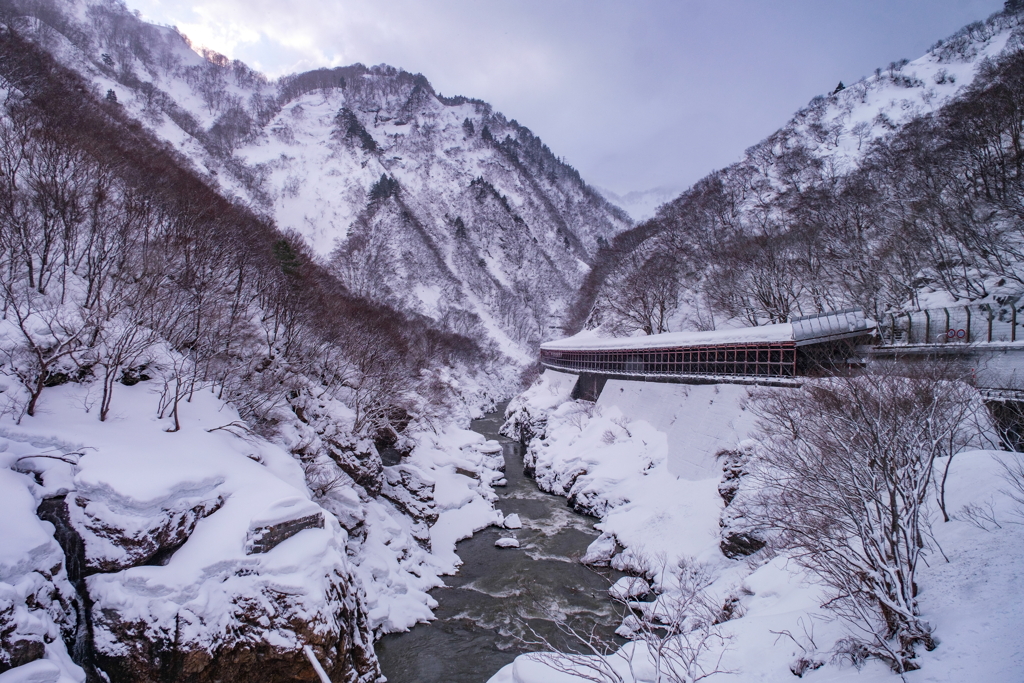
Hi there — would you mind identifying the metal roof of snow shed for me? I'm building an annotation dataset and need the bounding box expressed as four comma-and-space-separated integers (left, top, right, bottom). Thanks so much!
541, 309, 874, 352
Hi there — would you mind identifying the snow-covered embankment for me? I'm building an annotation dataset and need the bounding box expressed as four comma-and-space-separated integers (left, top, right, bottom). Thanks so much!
490, 370, 1024, 683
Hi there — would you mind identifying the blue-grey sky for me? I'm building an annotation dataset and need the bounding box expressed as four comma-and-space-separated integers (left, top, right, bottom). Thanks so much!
130, 0, 1004, 195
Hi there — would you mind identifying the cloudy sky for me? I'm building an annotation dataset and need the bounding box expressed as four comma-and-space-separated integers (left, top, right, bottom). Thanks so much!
129, 0, 1003, 196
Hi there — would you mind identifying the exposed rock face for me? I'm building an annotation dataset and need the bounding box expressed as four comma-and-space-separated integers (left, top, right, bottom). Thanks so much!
246, 507, 325, 555
1, 474, 77, 677
719, 531, 766, 559
0, 555, 73, 674
91, 567, 379, 683
716, 448, 766, 559
380, 464, 437, 526
327, 441, 384, 497
48, 466, 382, 683
68, 491, 224, 572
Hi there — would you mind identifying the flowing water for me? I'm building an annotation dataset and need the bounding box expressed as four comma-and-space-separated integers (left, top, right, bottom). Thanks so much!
375, 403, 624, 683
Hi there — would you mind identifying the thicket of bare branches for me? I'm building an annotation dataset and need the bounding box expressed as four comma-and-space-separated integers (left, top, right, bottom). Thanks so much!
0, 24, 488, 487
518, 556, 729, 683
744, 363, 985, 673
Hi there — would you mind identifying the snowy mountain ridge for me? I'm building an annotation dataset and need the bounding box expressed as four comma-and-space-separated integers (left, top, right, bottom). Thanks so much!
6, 0, 630, 353
573, 7, 1024, 338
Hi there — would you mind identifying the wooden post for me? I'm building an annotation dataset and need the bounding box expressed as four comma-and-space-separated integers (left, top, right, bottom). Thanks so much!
924, 309, 931, 344
1014, 304, 1018, 342
966, 306, 971, 343
945, 308, 950, 343
987, 304, 993, 343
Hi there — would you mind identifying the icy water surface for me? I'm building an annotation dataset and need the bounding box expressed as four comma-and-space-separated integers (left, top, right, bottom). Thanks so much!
375, 403, 624, 683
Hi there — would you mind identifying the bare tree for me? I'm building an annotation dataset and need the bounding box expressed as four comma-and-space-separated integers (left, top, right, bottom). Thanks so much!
745, 363, 985, 672
0, 277, 95, 418
516, 555, 729, 683
606, 253, 682, 335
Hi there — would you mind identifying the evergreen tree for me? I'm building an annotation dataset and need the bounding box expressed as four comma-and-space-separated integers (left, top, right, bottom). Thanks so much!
272, 239, 301, 277
369, 174, 399, 201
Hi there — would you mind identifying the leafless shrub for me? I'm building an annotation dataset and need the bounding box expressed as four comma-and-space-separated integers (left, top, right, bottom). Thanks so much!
519, 617, 626, 683
999, 453, 1024, 521
620, 558, 731, 683
302, 457, 348, 500
565, 400, 601, 431
745, 362, 985, 673
771, 616, 825, 678
611, 416, 632, 438
954, 501, 1002, 531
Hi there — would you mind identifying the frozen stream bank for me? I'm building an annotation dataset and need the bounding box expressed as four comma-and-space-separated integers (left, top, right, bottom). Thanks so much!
375, 403, 623, 683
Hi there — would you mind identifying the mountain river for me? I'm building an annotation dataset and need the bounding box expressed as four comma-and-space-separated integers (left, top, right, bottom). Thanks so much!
375, 402, 624, 682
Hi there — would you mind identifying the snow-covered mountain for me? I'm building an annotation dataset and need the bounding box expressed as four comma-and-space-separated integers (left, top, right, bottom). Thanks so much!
6, 0, 629, 353
572, 7, 1024, 337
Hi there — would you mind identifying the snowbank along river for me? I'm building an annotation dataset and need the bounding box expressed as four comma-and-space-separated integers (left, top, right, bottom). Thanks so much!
375, 403, 624, 682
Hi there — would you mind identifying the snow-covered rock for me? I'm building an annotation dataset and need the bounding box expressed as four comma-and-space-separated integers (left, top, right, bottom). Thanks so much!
0, 463, 80, 682
502, 513, 523, 529
494, 538, 520, 549
580, 531, 618, 567
1, 384, 381, 683
608, 576, 650, 601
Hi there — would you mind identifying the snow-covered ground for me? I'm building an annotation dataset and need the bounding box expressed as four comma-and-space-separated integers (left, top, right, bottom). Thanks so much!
0, 374, 510, 681
490, 370, 1024, 683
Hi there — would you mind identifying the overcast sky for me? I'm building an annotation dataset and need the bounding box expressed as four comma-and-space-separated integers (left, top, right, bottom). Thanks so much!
129, 0, 1004, 195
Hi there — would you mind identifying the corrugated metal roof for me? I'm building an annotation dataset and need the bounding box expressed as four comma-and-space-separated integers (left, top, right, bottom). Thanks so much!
541, 309, 873, 351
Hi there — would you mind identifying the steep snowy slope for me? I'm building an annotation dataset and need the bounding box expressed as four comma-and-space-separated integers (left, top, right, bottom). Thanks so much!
776, 19, 1013, 170
573, 8, 1024, 336
1, 0, 630, 352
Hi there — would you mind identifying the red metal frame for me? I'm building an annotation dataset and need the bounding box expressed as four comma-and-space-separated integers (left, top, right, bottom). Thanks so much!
540, 341, 798, 378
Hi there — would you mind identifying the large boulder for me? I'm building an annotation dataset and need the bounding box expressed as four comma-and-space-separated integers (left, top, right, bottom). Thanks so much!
67, 489, 223, 573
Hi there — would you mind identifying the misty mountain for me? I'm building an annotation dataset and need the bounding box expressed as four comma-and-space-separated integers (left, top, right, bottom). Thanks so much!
596, 185, 681, 222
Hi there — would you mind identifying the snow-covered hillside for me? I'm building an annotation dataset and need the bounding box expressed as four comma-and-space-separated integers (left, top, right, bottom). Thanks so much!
493, 371, 1024, 683
576, 8, 1024, 338
5, 0, 630, 353
771, 17, 1014, 174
